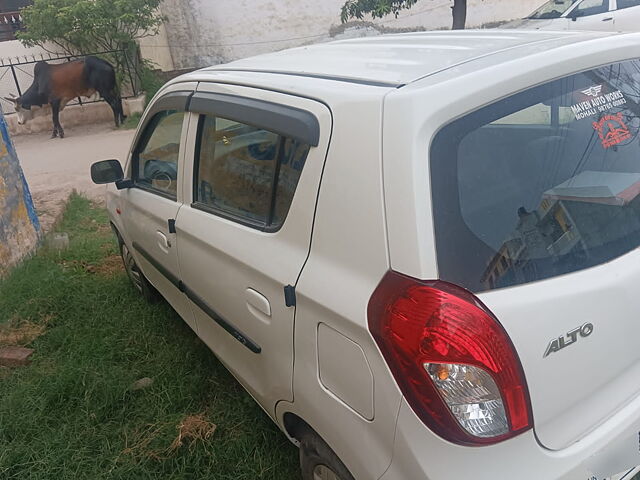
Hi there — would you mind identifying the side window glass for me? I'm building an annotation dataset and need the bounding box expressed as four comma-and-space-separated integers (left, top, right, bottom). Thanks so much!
572, 0, 609, 16
274, 138, 310, 225
195, 115, 310, 229
617, 0, 640, 9
133, 110, 184, 197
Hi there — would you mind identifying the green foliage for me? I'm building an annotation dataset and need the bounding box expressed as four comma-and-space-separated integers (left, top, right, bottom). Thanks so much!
0, 194, 299, 479
139, 63, 165, 103
341, 0, 419, 22
121, 111, 142, 130
341, 0, 467, 29
17, 0, 165, 55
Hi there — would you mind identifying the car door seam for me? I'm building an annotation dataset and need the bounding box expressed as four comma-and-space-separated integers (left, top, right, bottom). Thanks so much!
132, 241, 261, 354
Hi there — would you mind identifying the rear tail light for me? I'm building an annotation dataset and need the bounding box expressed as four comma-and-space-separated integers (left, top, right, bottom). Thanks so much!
369, 271, 532, 445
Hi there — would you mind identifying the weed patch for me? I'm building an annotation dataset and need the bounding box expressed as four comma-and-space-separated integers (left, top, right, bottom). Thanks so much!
0, 315, 49, 346
169, 414, 217, 453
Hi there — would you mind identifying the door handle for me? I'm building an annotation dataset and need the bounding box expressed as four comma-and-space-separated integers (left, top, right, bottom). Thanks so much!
245, 288, 271, 320
156, 231, 171, 253
602, 17, 613, 21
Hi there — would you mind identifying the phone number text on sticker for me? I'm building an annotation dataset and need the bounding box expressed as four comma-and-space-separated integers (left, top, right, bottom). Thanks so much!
571, 86, 627, 120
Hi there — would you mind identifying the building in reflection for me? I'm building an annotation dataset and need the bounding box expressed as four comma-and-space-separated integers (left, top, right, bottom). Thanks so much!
482, 171, 640, 290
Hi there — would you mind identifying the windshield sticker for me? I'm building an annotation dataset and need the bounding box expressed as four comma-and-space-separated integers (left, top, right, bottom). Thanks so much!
592, 113, 631, 149
570, 85, 627, 120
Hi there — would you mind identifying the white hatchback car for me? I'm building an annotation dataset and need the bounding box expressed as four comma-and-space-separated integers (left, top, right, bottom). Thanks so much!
92, 30, 640, 480
505, 0, 640, 32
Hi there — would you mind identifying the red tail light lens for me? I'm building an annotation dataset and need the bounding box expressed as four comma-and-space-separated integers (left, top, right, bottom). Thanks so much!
369, 271, 532, 445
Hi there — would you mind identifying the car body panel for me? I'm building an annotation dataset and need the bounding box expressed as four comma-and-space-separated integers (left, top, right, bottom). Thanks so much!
275, 86, 402, 480
612, 0, 640, 30
201, 30, 611, 87
101, 31, 640, 480
175, 82, 333, 411
114, 82, 198, 332
504, 0, 640, 32
383, 32, 640, 454
380, 399, 640, 480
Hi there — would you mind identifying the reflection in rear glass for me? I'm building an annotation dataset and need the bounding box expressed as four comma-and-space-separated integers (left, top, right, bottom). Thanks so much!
431, 60, 640, 292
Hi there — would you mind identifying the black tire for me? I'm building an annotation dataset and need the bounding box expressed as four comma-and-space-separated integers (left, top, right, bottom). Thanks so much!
120, 242, 160, 303
299, 431, 355, 480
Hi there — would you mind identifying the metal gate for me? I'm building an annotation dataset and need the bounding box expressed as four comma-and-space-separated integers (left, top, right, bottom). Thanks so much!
0, 49, 140, 115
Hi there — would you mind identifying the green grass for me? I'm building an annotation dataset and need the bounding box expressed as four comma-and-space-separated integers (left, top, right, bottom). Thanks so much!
121, 112, 142, 130
0, 194, 299, 479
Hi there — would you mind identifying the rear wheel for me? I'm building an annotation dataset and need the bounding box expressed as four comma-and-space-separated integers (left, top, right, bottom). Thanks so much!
120, 243, 159, 303
299, 431, 355, 480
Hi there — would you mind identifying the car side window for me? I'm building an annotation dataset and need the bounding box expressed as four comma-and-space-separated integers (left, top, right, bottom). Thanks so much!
133, 110, 184, 198
617, 0, 640, 9
572, 0, 609, 16
194, 115, 310, 229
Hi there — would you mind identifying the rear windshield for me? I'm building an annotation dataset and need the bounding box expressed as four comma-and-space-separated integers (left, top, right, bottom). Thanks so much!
431, 60, 640, 293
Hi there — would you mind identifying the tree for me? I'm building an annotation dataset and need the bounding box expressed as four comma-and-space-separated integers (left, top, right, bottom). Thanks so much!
17, 0, 164, 56
341, 0, 467, 30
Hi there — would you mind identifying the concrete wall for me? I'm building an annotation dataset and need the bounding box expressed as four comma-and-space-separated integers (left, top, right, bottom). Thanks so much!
138, 22, 176, 72
0, 104, 40, 276
158, 0, 544, 69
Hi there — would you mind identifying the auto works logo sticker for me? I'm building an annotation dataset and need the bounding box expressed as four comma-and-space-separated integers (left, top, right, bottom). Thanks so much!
592, 113, 631, 149
570, 84, 627, 120
581, 85, 603, 97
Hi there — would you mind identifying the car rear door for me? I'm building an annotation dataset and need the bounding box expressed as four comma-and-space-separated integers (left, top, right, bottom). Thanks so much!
567, 0, 615, 30
428, 59, 640, 450
119, 84, 197, 333
612, 0, 640, 30
176, 83, 331, 409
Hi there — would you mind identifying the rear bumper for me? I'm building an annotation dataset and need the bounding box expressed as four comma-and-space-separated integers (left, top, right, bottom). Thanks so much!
379, 395, 640, 480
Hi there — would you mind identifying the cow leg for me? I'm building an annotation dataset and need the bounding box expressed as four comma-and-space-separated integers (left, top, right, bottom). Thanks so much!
111, 99, 121, 127
117, 96, 127, 125
101, 91, 119, 127
102, 90, 126, 127
51, 99, 64, 139
111, 97, 124, 127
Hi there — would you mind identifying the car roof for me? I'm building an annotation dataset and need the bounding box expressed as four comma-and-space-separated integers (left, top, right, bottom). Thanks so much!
192, 29, 613, 88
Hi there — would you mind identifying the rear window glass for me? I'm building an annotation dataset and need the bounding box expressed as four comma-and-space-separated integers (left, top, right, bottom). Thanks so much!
431, 60, 640, 293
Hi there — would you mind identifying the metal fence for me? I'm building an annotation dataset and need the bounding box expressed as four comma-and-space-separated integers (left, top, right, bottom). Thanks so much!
0, 49, 141, 115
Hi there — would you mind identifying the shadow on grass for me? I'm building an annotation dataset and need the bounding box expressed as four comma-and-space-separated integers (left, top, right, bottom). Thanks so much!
0, 194, 299, 479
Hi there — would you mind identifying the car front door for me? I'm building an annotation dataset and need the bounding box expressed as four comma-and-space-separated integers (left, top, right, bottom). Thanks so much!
567, 0, 615, 30
176, 83, 331, 411
612, 0, 640, 30
119, 85, 197, 333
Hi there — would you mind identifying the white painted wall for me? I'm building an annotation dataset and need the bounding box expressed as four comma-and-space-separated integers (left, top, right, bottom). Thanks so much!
138, 21, 176, 71
0, 39, 51, 63
157, 0, 544, 69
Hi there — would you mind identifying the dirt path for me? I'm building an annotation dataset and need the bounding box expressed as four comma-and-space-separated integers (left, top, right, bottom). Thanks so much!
14, 123, 136, 232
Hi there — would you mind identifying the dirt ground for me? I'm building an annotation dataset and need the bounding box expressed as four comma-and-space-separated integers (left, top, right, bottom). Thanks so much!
14, 122, 136, 232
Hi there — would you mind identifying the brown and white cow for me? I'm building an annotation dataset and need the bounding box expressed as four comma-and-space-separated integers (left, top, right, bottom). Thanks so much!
5, 56, 126, 138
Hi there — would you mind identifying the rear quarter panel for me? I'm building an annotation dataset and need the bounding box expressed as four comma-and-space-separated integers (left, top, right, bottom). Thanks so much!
276, 86, 403, 480
382, 32, 640, 454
